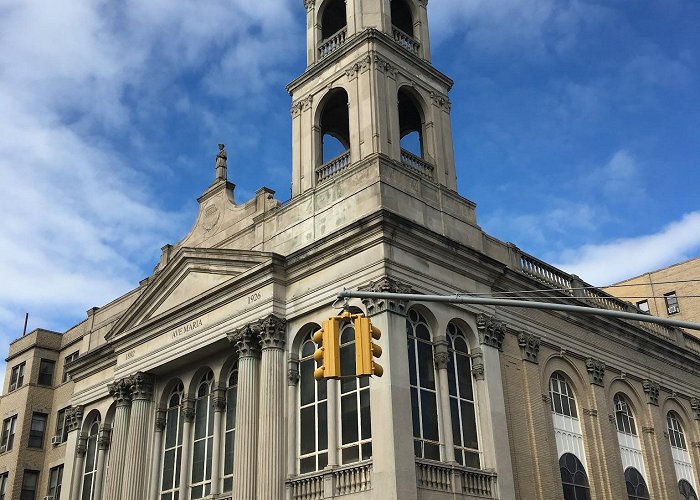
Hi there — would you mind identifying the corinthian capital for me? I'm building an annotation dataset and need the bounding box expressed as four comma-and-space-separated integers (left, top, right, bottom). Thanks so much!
259, 314, 287, 350
359, 277, 412, 317
476, 314, 507, 351
108, 377, 134, 407
227, 325, 261, 359
131, 372, 155, 401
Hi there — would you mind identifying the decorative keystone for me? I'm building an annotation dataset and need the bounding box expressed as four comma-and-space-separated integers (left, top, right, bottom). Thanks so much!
585, 358, 606, 386
643, 380, 660, 406
476, 314, 506, 351
359, 277, 412, 316
518, 331, 541, 363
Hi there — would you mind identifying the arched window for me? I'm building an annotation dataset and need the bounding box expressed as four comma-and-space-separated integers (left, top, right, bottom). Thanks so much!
668, 411, 687, 450
161, 382, 184, 500
223, 364, 238, 492
320, 0, 347, 40
407, 309, 439, 460
398, 88, 424, 159
447, 323, 479, 468
339, 321, 372, 464
549, 372, 587, 483
550, 372, 578, 418
81, 416, 100, 500
390, 0, 414, 37
299, 331, 328, 473
680, 479, 699, 500
667, 411, 696, 491
624, 467, 650, 500
559, 453, 591, 500
614, 394, 637, 435
319, 89, 351, 168
191, 371, 215, 499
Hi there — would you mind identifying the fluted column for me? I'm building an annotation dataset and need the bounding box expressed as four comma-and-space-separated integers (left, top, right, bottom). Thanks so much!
179, 398, 196, 500
227, 324, 261, 500
257, 315, 287, 500
63, 406, 84, 500
211, 387, 227, 495
70, 433, 88, 500
103, 377, 133, 500
93, 424, 111, 500
122, 372, 155, 499
433, 340, 456, 463
149, 409, 167, 500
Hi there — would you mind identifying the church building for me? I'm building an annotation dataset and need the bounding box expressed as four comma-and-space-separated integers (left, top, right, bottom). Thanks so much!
2, 1, 700, 499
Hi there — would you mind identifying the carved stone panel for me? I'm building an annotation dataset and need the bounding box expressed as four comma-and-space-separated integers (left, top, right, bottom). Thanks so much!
477, 314, 506, 351
643, 380, 660, 406
360, 277, 412, 316
585, 358, 606, 386
518, 331, 541, 363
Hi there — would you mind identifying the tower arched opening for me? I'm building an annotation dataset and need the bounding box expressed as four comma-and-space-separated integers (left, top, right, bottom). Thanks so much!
320, 0, 347, 40
398, 87, 424, 158
319, 89, 350, 165
391, 0, 414, 37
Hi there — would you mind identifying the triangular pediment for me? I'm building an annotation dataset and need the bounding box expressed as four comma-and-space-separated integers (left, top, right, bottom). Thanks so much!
106, 248, 274, 339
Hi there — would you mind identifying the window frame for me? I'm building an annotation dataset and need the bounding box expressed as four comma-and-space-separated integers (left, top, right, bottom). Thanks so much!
298, 331, 329, 474
10, 362, 25, 390
160, 382, 185, 500
0, 472, 8, 500
80, 418, 100, 500
190, 371, 215, 499
550, 372, 579, 418
636, 300, 650, 313
559, 453, 591, 500
614, 394, 637, 436
28, 412, 48, 449
48, 464, 64, 500
62, 351, 79, 383
38, 359, 55, 387
20, 469, 40, 500
223, 365, 238, 493
664, 291, 680, 315
1, 415, 17, 452
667, 411, 687, 450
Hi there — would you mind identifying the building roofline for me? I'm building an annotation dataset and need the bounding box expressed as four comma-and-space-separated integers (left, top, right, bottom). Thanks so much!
608, 255, 700, 285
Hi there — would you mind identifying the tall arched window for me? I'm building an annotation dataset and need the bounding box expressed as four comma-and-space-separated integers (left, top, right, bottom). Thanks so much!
223, 364, 238, 492
161, 382, 184, 500
447, 323, 479, 468
667, 411, 696, 492
299, 331, 328, 473
81, 416, 100, 500
680, 479, 699, 500
614, 394, 647, 484
390, 0, 414, 37
191, 371, 215, 499
319, 89, 351, 169
407, 309, 439, 460
320, 0, 347, 40
615, 394, 636, 435
559, 453, 591, 500
339, 321, 372, 464
550, 373, 578, 418
624, 467, 650, 500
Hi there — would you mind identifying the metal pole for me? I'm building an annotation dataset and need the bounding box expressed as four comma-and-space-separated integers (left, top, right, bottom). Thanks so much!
338, 290, 700, 333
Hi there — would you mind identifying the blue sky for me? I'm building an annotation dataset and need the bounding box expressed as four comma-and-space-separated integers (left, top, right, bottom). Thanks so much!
1, 0, 699, 369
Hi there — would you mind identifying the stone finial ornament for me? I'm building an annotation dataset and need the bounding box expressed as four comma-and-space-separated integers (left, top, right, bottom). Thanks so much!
476, 314, 506, 351
643, 380, 660, 406
585, 358, 606, 386
216, 143, 227, 180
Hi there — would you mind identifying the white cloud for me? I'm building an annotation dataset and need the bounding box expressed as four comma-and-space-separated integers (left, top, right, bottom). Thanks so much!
555, 212, 700, 285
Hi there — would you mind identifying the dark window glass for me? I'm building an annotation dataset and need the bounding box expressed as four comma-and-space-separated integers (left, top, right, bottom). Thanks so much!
223, 365, 237, 492
38, 359, 55, 386
667, 412, 687, 450
81, 419, 100, 500
624, 468, 649, 500
1, 415, 17, 451
680, 479, 699, 500
28, 413, 48, 448
298, 329, 329, 474
0, 472, 8, 500
161, 382, 184, 500
559, 453, 591, 500
191, 371, 214, 499
21, 470, 40, 500
550, 373, 578, 418
614, 394, 637, 435
10, 362, 25, 389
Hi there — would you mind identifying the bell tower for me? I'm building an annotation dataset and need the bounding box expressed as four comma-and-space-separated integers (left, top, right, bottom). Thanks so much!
288, 0, 457, 197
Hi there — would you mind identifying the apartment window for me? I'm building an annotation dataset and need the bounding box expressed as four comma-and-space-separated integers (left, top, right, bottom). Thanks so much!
0, 472, 8, 500
20, 470, 39, 500
1, 415, 17, 452
55, 407, 70, 444
10, 362, 25, 390
62, 351, 79, 383
665, 292, 680, 315
48, 465, 63, 500
28, 413, 48, 448
636, 300, 649, 313
38, 359, 55, 386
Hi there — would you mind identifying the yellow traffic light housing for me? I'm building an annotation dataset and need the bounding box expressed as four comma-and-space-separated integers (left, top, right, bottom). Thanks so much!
312, 318, 341, 380
354, 316, 383, 377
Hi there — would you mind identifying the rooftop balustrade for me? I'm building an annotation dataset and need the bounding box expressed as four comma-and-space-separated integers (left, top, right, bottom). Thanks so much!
393, 27, 420, 55
318, 28, 347, 60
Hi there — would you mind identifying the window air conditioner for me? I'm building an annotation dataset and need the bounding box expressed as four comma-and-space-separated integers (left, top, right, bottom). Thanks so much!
51, 435, 62, 445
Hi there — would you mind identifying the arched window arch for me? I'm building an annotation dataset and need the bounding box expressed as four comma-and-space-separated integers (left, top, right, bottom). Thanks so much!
549, 371, 588, 486
550, 372, 578, 418
407, 309, 439, 460
81, 415, 101, 500
319, 89, 351, 168
223, 363, 238, 492
624, 467, 650, 500
680, 479, 699, 500
339, 320, 372, 464
299, 330, 328, 473
447, 323, 479, 468
398, 88, 425, 159
614, 394, 637, 435
668, 411, 687, 450
320, 0, 347, 40
667, 411, 696, 491
161, 382, 184, 500
559, 453, 591, 500
614, 393, 647, 486
390, 0, 414, 37
191, 370, 215, 499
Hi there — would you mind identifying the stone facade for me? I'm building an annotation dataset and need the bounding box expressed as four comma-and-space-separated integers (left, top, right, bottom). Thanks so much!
1, 1, 700, 500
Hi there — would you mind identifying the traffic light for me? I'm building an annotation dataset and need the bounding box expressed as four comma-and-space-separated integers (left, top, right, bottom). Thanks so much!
354, 316, 383, 377
312, 318, 341, 380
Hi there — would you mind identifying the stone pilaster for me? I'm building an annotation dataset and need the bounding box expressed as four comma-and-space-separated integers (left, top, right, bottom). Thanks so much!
211, 387, 227, 496
122, 372, 155, 499
104, 377, 133, 500
179, 398, 196, 500
93, 424, 111, 500
257, 314, 287, 500
433, 338, 455, 463
360, 277, 418, 500
150, 409, 168, 500
70, 433, 89, 500
228, 324, 262, 500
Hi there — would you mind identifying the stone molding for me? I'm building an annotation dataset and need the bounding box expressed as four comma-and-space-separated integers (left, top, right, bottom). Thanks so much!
583, 408, 598, 418
76, 434, 88, 457
643, 380, 660, 406
517, 331, 541, 363
434, 352, 450, 370
691, 397, 700, 421
471, 348, 485, 381
228, 325, 262, 359
155, 409, 167, 432
98, 424, 112, 450
430, 91, 452, 112
182, 398, 196, 423
131, 372, 155, 401
476, 314, 506, 351
109, 377, 134, 407
288, 366, 300, 387
360, 277, 412, 317
585, 358, 606, 387
212, 387, 227, 412
642, 426, 655, 435
66, 405, 84, 433
259, 315, 287, 350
